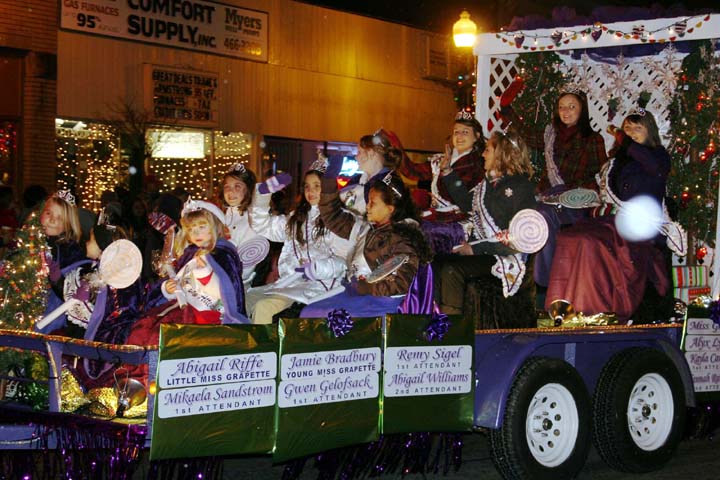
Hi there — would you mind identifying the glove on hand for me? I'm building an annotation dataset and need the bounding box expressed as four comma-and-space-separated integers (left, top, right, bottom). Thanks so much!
294, 261, 318, 281
258, 173, 292, 195
500, 77, 525, 107
324, 155, 344, 180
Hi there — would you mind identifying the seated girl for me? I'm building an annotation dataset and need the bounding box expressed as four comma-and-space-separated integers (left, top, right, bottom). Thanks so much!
300, 169, 433, 318
435, 129, 537, 319
546, 110, 676, 322
36, 190, 86, 334
127, 198, 248, 346
64, 217, 144, 388
247, 163, 351, 324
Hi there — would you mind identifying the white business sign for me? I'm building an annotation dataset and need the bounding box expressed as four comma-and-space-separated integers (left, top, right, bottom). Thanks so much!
60, 0, 268, 62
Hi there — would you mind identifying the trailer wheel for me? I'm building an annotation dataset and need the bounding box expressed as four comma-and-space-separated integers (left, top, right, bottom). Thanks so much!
592, 347, 685, 473
489, 357, 591, 480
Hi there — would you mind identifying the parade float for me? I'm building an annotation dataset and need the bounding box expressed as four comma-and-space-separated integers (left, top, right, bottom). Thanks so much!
1, 11, 720, 480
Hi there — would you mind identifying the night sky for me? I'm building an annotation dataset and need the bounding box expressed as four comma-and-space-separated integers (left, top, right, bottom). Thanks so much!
297, 0, 718, 33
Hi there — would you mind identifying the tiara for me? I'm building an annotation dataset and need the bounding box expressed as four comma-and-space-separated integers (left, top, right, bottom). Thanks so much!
559, 84, 584, 97
181, 197, 227, 225
499, 122, 520, 150
372, 128, 390, 148
55, 190, 76, 206
381, 170, 403, 199
627, 107, 647, 117
455, 110, 474, 121
227, 163, 246, 175
96, 209, 115, 229
309, 153, 328, 173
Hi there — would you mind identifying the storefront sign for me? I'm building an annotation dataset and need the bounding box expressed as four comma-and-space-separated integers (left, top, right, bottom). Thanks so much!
144, 65, 218, 127
684, 318, 720, 392
60, 0, 268, 62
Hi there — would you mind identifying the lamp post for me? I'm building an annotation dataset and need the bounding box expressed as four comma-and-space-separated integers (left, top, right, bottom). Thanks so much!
452, 11, 478, 112
453, 10, 477, 48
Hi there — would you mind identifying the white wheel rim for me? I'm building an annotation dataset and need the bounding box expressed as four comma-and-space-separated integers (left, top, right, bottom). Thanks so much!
525, 383, 580, 467
626, 372, 674, 451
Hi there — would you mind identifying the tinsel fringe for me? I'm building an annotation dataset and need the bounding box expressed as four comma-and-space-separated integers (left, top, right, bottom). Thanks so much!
147, 456, 224, 480
0, 407, 146, 480
282, 432, 464, 480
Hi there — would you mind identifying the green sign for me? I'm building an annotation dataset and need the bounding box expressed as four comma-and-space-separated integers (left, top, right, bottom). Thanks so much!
150, 324, 278, 460
382, 314, 474, 433
273, 317, 382, 462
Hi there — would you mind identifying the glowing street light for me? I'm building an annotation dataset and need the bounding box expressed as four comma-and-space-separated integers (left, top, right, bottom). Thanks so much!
453, 10, 477, 48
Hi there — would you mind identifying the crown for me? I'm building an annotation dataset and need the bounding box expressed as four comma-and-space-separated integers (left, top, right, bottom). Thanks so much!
381, 170, 402, 198
181, 197, 227, 225
455, 110, 475, 121
372, 128, 391, 148
55, 190, 76, 206
309, 152, 328, 173
627, 107, 647, 117
499, 121, 520, 150
559, 84, 585, 97
227, 163, 246, 175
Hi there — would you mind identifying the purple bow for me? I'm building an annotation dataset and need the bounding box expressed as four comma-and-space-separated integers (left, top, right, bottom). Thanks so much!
424, 313, 451, 341
326, 308, 353, 338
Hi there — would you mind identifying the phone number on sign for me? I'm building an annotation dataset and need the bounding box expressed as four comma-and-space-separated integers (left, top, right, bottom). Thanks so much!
223, 37, 263, 56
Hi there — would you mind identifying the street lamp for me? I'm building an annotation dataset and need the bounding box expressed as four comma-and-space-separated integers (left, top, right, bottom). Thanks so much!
453, 10, 477, 48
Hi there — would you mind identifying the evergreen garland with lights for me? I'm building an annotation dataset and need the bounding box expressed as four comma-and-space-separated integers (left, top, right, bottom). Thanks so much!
667, 40, 720, 248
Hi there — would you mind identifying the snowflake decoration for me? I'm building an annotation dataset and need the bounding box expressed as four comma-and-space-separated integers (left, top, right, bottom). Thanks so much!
601, 54, 634, 101
505, 187, 513, 197
566, 53, 595, 94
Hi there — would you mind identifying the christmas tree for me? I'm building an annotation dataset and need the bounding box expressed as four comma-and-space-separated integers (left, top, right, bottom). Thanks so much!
0, 208, 50, 407
667, 40, 720, 248
0, 208, 50, 330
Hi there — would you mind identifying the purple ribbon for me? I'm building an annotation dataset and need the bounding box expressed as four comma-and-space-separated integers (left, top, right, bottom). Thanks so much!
710, 301, 720, 327
424, 313, 451, 341
326, 308, 353, 338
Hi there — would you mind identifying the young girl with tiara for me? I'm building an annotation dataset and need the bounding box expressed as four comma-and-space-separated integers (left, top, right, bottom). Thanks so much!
36, 190, 86, 333
129, 198, 248, 338
246, 161, 351, 324
221, 163, 269, 284
300, 169, 433, 318
436, 129, 537, 327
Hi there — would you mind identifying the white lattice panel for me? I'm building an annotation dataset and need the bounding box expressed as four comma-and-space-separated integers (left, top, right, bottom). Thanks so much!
479, 46, 685, 149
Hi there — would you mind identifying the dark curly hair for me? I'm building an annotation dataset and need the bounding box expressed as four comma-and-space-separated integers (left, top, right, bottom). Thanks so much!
221, 167, 257, 213
368, 173, 434, 265
287, 170, 326, 245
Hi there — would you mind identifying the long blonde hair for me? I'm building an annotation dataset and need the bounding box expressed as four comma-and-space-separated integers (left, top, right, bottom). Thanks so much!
45, 195, 82, 243
488, 131, 534, 177
174, 208, 226, 257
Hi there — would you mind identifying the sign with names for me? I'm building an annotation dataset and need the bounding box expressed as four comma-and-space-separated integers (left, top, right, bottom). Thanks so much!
144, 65, 219, 127
684, 318, 720, 392
384, 346, 472, 397
60, 0, 268, 62
278, 347, 381, 408
157, 351, 277, 418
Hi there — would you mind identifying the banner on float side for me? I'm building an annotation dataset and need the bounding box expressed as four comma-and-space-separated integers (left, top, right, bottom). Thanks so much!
150, 323, 278, 460
382, 314, 474, 433
273, 317, 382, 463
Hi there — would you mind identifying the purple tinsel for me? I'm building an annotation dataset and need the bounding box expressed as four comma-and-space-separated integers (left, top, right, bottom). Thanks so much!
710, 301, 720, 327
424, 313, 451, 342
326, 308, 353, 338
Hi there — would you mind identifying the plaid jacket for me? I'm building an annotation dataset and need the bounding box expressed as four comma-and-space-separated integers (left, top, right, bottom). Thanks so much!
502, 106, 607, 192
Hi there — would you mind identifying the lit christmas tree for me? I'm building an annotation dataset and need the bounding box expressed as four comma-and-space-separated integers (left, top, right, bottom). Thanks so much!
0, 209, 50, 406
667, 40, 720, 253
0, 208, 50, 330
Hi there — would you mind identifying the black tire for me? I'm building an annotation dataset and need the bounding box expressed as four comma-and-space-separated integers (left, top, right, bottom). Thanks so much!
489, 357, 592, 480
592, 347, 685, 473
